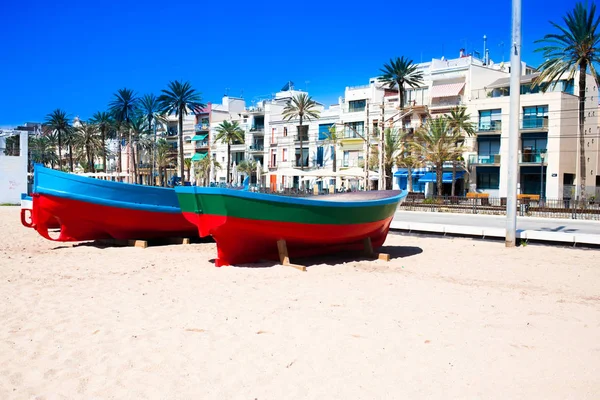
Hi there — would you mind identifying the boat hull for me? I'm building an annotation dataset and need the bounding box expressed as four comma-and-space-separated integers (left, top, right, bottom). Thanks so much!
176, 188, 406, 266
31, 165, 197, 242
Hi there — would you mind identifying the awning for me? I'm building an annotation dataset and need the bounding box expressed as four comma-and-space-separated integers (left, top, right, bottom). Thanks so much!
417, 171, 465, 183
191, 134, 207, 141
191, 152, 207, 162
393, 168, 429, 177
430, 82, 465, 98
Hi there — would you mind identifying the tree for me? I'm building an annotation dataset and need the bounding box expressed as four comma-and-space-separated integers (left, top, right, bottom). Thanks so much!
184, 157, 192, 182
413, 116, 464, 196
155, 139, 173, 187
89, 111, 113, 172
139, 94, 166, 184
447, 107, 476, 196
237, 159, 257, 184
43, 109, 71, 170
128, 116, 150, 182
379, 56, 424, 110
383, 128, 404, 190
324, 125, 341, 172
29, 135, 57, 168
534, 1, 600, 202
194, 154, 221, 187
282, 93, 320, 171
73, 122, 102, 172
159, 80, 205, 180
109, 88, 139, 182
214, 120, 245, 183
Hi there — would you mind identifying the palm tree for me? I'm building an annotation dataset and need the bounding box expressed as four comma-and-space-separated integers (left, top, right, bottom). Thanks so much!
324, 125, 341, 172
194, 154, 221, 187
139, 94, 166, 184
43, 109, 71, 170
282, 93, 321, 170
448, 107, 476, 196
73, 122, 102, 172
534, 2, 600, 202
29, 136, 57, 168
379, 56, 424, 110
159, 80, 205, 180
184, 158, 192, 182
237, 159, 257, 184
383, 128, 404, 190
214, 120, 245, 183
414, 116, 463, 196
109, 88, 139, 182
128, 115, 150, 182
89, 111, 113, 172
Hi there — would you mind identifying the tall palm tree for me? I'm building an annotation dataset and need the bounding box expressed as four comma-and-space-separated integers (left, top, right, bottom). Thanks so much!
29, 136, 57, 168
109, 88, 139, 182
194, 154, 221, 187
324, 125, 341, 172
184, 158, 192, 182
534, 2, 600, 202
448, 107, 476, 196
159, 80, 205, 180
414, 116, 463, 196
89, 111, 113, 172
155, 139, 173, 187
379, 56, 424, 110
139, 94, 166, 184
282, 93, 320, 171
128, 116, 150, 182
214, 120, 245, 183
73, 122, 102, 172
43, 109, 71, 170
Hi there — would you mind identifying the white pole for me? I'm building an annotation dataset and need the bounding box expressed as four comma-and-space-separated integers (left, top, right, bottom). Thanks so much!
506, 0, 521, 247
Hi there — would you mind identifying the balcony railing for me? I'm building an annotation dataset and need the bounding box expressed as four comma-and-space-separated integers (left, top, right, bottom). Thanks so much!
522, 117, 548, 130
195, 141, 209, 148
249, 144, 264, 152
195, 124, 209, 132
429, 97, 462, 109
520, 149, 547, 163
167, 127, 178, 137
295, 134, 309, 142
478, 121, 502, 132
469, 154, 501, 164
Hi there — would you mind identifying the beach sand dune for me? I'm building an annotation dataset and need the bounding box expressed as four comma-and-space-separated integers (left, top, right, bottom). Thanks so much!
1, 206, 599, 399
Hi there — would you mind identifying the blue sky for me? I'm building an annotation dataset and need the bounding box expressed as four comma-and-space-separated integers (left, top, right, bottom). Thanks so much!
0, 0, 575, 126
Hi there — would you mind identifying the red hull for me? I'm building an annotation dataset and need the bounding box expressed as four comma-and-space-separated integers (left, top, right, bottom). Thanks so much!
184, 212, 394, 267
33, 194, 197, 242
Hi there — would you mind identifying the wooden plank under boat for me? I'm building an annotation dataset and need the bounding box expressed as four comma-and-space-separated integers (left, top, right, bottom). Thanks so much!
30, 164, 197, 242
174, 187, 407, 266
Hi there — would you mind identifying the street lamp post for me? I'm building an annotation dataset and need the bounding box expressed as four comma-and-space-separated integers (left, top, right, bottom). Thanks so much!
540, 149, 547, 204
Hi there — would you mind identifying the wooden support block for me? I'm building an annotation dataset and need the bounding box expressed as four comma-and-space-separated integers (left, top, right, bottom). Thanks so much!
167, 237, 191, 245
377, 253, 391, 262
276, 239, 307, 272
362, 237, 376, 258
128, 240, 148, 248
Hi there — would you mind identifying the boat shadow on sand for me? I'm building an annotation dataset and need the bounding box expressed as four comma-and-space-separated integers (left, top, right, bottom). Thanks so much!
210, 245, 423, 269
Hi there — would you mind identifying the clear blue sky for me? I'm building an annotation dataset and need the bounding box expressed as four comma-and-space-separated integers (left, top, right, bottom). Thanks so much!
0, 0, 575, 126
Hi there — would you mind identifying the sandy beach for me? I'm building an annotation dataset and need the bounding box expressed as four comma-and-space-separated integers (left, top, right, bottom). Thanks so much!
1, 206, 599, 399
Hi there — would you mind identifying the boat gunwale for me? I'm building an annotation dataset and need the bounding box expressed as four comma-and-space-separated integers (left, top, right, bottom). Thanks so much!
175, 187, 407, 208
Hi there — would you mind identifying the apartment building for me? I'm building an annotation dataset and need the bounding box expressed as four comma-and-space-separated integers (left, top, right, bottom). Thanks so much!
466, 71, 599, 199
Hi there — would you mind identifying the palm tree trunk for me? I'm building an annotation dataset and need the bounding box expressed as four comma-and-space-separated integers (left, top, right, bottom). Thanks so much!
578, 65, 587, 204
57, 133, 62, 170
451, 161, 457, 196
178, 113, 185, 181
226, 143, 231, 184
132, 144, 138, 184
436, 163, 443, 196
117, 136, 122, 175
101, 128, 107, 172
128, 128, 133, 183
299, 115, 304, 171
68, 144, 74, 172
407, 166, 413, 192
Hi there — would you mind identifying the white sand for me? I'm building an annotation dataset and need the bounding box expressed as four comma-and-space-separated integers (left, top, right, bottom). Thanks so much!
0, 205, 599, 399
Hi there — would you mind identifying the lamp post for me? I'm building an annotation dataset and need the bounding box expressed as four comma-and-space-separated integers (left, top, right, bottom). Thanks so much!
540, 148, 547, 204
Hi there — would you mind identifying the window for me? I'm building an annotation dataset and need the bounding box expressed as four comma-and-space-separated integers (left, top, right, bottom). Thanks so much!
270, 150, 276, 167
295, 148, 309, 167
344, 121, 364, 138
477, 136, 501, 159
342, 150, 359, 167
521, 132, 548, 162
318, 123, 334, 140
282, 148, 287, 162
348, 99, 366, 112
523, 105, 548, 129
271, 128, 276, 144
478, 109, 501, 131
317, 146, 324, 167
477, 167, 500, 189
284, 127, 288, 137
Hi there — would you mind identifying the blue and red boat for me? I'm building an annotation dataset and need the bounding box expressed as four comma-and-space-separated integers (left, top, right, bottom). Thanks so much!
30, 165, 197, 242
175, 187, 406, 266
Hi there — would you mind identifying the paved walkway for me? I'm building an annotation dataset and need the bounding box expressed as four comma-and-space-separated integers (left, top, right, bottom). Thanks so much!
391, 211, 600, 246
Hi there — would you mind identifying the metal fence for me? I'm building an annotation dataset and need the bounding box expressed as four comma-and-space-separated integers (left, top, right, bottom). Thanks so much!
400, 194, 600, 221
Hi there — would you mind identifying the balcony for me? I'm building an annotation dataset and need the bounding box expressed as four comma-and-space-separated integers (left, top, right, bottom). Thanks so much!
429, 96, 462, 110
520, 149, 547, 163
167, 127, 178, 137
295, 134, 309, 142
250, 126, 265, 135
521, 117, 549, 130
249, 144, 264, 152
469, 154, 501, 165
230, 142, 245, 152
478, 120, 502, 133
195, 123, 209, 132
194, 141, 209, 149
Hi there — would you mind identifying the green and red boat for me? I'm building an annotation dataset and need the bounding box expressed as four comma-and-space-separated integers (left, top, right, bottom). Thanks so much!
174, 187, 406, 266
